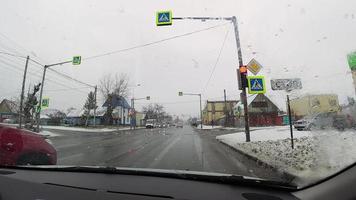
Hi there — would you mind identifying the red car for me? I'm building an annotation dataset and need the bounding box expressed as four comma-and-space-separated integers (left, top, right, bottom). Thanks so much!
0, 125, 57, 166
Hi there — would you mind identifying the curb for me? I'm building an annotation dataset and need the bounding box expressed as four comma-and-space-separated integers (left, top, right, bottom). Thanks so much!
216, 139, 297, 182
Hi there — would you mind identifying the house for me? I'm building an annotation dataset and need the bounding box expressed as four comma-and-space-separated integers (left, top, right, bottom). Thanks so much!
0, 99, 19, 122
290, 94, 340, 119
234, 94, 284, 127
202, 100, 238, 125
135, 112, 146, 127
64, 107, 105, 126
102, 95, 131, 125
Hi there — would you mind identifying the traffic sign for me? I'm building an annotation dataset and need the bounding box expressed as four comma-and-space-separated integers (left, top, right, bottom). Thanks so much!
146, 96, 150, 100
72, 56, 81, 65
246, 59, 263, 75
41, 97, 49, 109
271, 78, 302, 91
247, 76, 266, 94
347, 51, 356, 70
156, 11, 172, 26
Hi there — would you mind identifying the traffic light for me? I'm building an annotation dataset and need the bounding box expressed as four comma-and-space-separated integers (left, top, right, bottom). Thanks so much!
239, 66, 248, 88
178, 92, 183, 96
146, 96, 150, 100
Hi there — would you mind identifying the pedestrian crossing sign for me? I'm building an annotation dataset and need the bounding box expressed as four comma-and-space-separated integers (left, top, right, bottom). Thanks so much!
41, 97, 50, 109
156, 11, 172, 26
247, 76, 266, 94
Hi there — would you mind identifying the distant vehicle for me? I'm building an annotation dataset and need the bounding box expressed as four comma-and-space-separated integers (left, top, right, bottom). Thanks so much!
2, 118, 16, 124
294, 112, 339, 131
0, 124, 57, 165
145, 119, 156, 129
176, 122, 183, 128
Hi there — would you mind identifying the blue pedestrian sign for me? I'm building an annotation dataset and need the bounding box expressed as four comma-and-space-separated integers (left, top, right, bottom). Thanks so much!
156, 11, 172, 26
247, 76, 266, 94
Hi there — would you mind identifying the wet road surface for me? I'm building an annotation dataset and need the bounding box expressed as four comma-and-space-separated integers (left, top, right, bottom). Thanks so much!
47, 126, 285, 181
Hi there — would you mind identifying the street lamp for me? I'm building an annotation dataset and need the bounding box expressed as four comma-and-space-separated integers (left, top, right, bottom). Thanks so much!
130, 96, 150, 129
178, 91, 202, 129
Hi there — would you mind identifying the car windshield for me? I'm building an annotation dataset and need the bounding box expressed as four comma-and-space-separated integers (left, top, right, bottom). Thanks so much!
0, 0, 355, 188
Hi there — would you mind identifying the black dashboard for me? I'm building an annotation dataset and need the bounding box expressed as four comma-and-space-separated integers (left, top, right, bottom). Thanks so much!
0, 167, 299, 200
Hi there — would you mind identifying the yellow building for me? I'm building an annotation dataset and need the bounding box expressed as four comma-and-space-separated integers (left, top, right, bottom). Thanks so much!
202, 100, 237, 125
290, 94, 340, 117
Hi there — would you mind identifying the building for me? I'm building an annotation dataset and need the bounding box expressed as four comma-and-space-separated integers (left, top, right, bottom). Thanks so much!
64, 107, 105, 126
233, 94, 284, 127
202, 100, 238, 125
290, 94, 340, 118
135, 112, 146, 127
0, 99, 18, 122
102, 95, 131, 125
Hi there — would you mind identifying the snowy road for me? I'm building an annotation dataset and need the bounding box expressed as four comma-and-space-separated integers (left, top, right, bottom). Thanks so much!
45, 126, 286, 182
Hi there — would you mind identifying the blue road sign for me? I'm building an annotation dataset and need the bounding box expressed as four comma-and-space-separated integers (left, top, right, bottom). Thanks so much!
247, 76, 266, 94
156, 11, 172, 26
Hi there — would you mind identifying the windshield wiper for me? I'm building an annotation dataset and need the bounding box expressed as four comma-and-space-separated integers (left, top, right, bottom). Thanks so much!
1, 165, 297, 190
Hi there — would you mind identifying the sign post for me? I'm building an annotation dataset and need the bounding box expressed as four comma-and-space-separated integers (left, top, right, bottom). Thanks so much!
271, 78, 303, 149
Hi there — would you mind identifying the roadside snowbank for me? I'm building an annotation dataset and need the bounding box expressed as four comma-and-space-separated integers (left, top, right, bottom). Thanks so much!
217, 127, 356, 184
36, 130, 61, 137
42, 126, 130, 132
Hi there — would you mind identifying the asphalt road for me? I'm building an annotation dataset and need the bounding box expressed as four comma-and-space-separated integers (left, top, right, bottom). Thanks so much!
46, 126, 285, 182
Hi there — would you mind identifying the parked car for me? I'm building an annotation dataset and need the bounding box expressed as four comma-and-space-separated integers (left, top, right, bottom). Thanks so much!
2, 118, 16, 124
0, 124, 57, 166
294, 112, 340, 131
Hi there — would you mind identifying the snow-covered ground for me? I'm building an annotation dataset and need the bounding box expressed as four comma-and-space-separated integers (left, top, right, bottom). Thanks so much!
196, 125, 223, 130
217, 126, 356, 185
42, 125, 128, 132
36, 130, 61, 137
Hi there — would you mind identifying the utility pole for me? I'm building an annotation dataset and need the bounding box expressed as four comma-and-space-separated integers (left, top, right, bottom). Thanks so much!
18, 56, 30, 129
231, 16, 250, 142
36, 65, 48, 132
93, 85, 97, 127
199, 94, 202, 129
224, 89, 227, 127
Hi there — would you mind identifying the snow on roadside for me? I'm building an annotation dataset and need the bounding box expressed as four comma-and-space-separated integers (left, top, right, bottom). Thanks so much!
196, 125, 223, 130
216, 127, 356, 185
42, 126, 130, 132
36, 130, 61, 137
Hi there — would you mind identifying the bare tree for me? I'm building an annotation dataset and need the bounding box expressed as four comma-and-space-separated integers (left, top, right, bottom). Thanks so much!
99, 73, 130, 125
99, 73, 130, 99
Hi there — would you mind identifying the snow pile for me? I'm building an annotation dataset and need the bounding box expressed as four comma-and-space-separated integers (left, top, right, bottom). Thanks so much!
217, 127, 356, 184
36, 130, 61, 137
196, 125, 223, 130
42, 126, 127, 132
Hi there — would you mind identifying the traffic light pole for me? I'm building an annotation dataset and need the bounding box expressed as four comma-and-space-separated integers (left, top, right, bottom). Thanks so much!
19, 56, 30, 129
36, 60, 72, 132
172, 16, 250, 141
180, 93, 202, 129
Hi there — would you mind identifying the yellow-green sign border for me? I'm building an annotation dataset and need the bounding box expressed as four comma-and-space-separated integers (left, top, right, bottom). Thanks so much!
156, 11, 172, 26
247, 76, 266, 94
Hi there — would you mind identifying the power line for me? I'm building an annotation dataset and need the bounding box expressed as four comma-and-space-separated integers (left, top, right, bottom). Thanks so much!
202, 28, 230, 94
83, 22, 230, 61
47, 68, 94, 88
0, 51, 26, 59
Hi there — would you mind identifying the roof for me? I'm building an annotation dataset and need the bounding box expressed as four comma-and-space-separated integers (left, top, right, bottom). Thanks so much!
66, 107, 106, 118
102, 95, 131, 109
0, 99, 19, 113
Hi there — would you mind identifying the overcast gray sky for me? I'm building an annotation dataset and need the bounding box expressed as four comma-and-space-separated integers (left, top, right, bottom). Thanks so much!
0, 0, 356, 116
